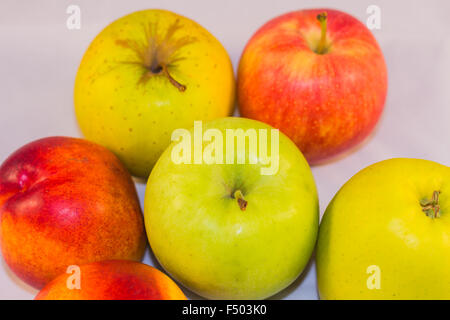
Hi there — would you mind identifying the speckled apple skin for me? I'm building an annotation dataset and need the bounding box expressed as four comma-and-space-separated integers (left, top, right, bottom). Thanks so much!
0, 137, 146, 289
75, 9, 236, 178
35, 260, 186, 300
238, 9, 388, 164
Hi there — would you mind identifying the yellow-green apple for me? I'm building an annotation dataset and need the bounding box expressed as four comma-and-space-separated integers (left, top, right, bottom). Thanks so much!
35, 260, 186, 300
144, 117, 319, 299
0, 137, 146, 289
238, 9, 388, 165
75, 9, 235, 178
317, 159, 450, 299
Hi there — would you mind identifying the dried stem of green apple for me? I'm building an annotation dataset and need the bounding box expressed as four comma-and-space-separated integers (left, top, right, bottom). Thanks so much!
233, 190, 248, 211
420, 190, 441, 219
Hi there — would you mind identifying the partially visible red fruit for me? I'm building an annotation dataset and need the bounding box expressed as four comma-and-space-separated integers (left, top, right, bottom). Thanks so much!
35, 260, 186, 300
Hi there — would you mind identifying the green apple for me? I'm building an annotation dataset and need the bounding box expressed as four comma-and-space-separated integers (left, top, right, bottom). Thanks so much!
317, 158, 450, 299
144, 117, 319, 299
75, 9, 235, 178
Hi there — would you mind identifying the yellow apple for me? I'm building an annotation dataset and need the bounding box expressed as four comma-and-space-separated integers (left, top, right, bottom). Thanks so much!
317, 158, 450, 299
74, 9, 235, 177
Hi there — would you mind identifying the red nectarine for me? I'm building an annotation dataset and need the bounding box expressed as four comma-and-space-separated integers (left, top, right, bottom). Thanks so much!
0, 137, 146, 289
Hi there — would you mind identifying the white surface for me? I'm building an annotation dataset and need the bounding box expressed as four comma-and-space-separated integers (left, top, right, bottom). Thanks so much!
1, 0, 450, 300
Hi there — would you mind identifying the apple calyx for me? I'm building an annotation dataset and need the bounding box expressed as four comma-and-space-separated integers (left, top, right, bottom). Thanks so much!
420, 190, 441, 219
233, 190, 248, 211
315, 12, 329, 55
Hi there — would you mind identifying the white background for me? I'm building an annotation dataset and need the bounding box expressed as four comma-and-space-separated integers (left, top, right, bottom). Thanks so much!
1, 0, 449, 300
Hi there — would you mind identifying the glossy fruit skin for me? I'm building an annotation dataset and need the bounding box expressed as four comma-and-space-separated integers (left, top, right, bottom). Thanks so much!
317, 159, 450, 299
144, 117, 319, 299
35, 260, 186, 300
0, 137, 146, 289
75, 9, 235, 178
238, 9, 387, 165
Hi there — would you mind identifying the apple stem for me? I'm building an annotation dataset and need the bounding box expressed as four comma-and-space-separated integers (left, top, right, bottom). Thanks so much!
420, 190, 441, 219
162, 65, 186, 92
316, 12, 328, 54
233, 190, 248, 211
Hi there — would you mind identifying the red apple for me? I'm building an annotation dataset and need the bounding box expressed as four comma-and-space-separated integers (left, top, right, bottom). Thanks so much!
238, 9, 387, 164
0, 137, 146, 289
35, 260, 186, 300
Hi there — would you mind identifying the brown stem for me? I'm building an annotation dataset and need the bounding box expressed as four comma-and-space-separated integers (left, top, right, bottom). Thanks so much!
162, 65, 186, 92
233, 190, 247, 211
